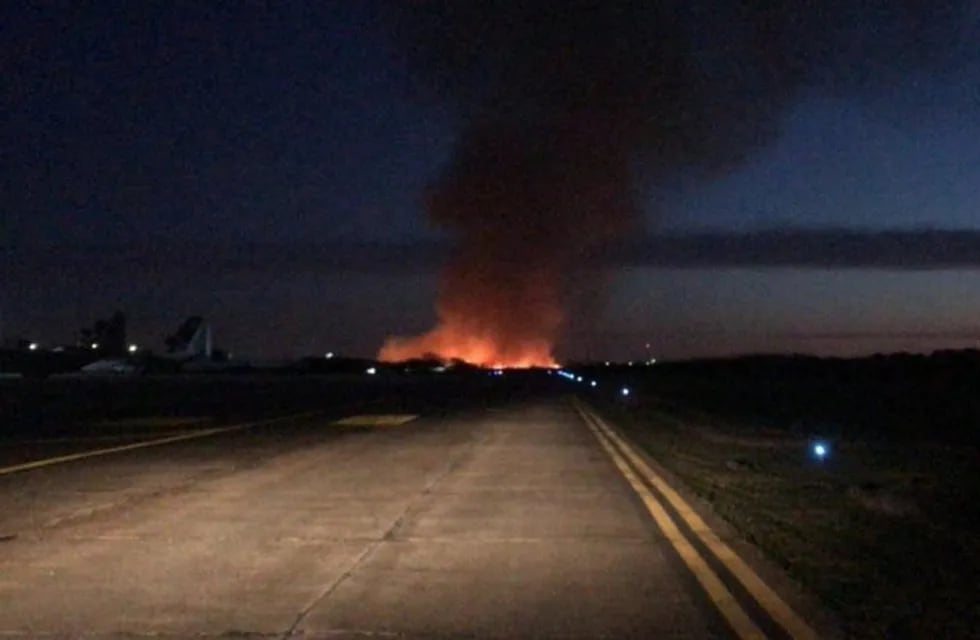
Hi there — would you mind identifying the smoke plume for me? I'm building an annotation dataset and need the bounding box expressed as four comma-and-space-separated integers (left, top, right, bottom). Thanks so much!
379, 1, 973, 367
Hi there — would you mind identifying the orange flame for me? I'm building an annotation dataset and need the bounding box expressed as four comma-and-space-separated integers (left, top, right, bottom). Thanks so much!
379, 318, 558, 369
379, 258, 566, 369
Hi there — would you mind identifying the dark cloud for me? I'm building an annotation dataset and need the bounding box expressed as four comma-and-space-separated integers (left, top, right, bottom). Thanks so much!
614, 229, 980, 269
9, 229, 980, 278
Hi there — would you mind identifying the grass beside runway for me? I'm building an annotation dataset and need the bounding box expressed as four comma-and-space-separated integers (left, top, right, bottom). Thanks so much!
600, 398, 980, 639
0, 372, 566, 470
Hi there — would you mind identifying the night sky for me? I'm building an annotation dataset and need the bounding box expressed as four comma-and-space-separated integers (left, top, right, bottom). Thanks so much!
4, 2, 979, 361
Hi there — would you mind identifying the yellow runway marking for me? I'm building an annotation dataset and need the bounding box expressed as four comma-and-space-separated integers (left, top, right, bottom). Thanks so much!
334, 414, 417, 427
577, 400, 820, 640
0, 412, 316, 477
576, 403, 765, 639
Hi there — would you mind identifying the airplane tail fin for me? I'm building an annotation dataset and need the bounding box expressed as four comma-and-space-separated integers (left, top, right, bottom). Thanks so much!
165, 316, 212, 360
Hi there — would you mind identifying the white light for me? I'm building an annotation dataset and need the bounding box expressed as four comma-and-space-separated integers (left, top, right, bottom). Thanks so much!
128, 344, 138, 353
91, 342, 99, 350
620, 386, 631, 397
28, 342, 38, 351
366, 367, 377, 375
604, 361, 610, 366
590, 380, 597, 388
813, 443, 828, 459
325, 352, 334, 359
576, 376, 583, 382
627, 361, 633, 366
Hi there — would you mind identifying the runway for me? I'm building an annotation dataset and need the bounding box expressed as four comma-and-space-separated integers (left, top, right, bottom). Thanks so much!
0, 391, 816, 638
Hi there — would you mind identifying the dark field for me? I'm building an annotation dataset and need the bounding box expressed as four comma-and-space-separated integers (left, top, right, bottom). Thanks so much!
593, 353, 980, 638
623, 351, 980, 445
0, 371, 562, 469
0, 371, 557, 433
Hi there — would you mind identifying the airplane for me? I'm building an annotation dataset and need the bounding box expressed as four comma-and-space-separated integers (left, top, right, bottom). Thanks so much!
79, 316, 247, 375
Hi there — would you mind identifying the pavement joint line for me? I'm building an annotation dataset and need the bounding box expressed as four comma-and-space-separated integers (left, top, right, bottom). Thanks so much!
574, 400, 765, 640
284, 410, 481, 638
0, 412, 318, 477
283, 541, 381, 639
577, 399, 821, 640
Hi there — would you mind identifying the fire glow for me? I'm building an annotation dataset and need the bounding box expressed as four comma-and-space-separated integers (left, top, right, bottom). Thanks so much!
379, 311, 559, 369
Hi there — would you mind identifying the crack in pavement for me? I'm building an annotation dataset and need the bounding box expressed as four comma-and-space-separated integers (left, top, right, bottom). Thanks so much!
281, 424, 489, 639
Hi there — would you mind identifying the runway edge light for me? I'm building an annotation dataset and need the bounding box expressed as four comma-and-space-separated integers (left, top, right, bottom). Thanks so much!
812, 441, 829, 460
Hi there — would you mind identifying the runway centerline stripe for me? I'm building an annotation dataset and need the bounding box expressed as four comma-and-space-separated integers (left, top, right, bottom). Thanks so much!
577, 400, 820, 640
577, 402, 765, 640
0, 412, 317, 477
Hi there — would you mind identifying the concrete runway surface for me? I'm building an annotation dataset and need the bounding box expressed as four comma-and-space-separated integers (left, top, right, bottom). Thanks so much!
0, 397, 816, 639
